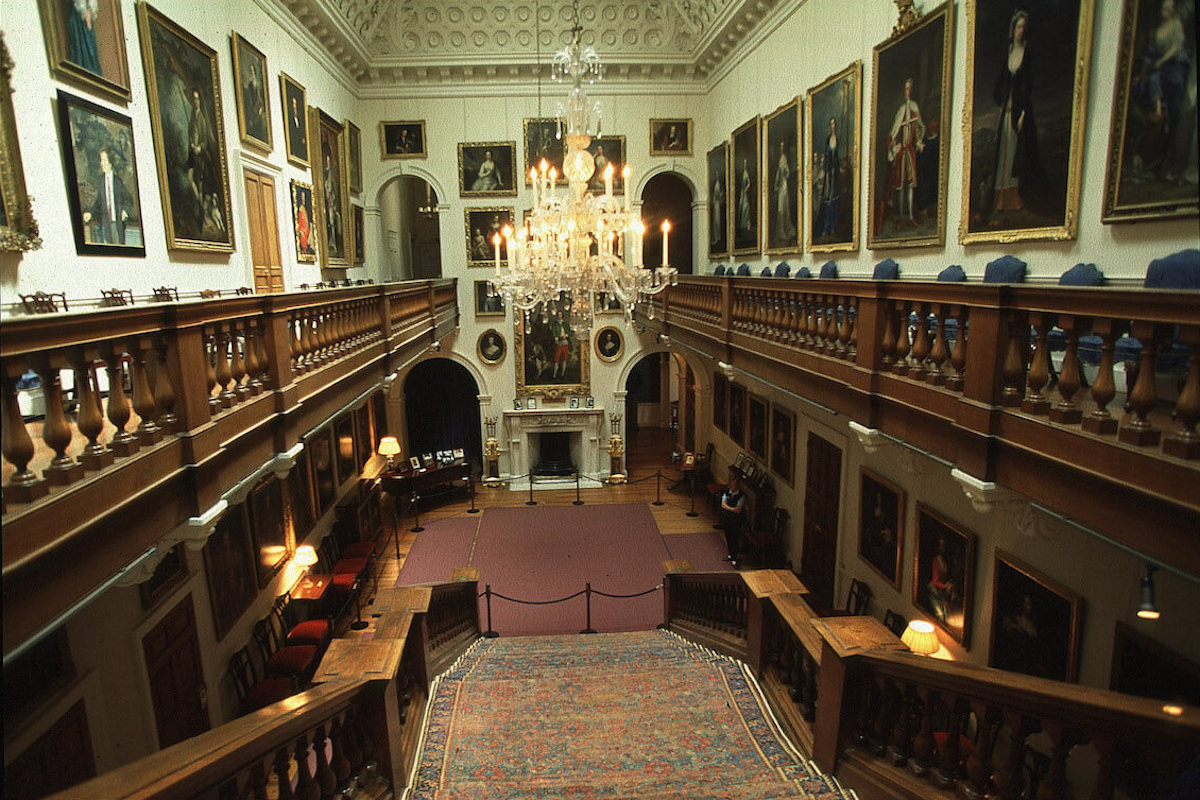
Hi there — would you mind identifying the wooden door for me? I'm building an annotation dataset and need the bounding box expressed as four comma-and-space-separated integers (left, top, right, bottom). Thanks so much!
143, 595, 210, 748
5, 700, 95, 800
244, 169, 284, 293
800, 432, 842, 610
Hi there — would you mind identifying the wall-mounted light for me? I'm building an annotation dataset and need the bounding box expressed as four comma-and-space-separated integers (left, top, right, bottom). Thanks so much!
1137, 564, 1160, 620
717, 360, 734, 379
901, 619, 939, 656
378, 436, 401, 470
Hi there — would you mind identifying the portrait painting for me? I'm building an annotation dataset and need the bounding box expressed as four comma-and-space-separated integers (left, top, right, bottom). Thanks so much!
961, 0, 1095, 243
137, 3, 234, 252
1103, 0, 1198, 222
306, 427, 336, 516
202, 504, 256, 641
334, 414, 357, 487
311, 109, 349, 266
764, 99, 802, 254
279, 73, 308, 167
713, 370, 728, 432
595, 326, 624, 362
707, 142, 730, 258
286, 449, 314, 541
524, 118, 565, 183
248, 474, 288, 588
231, 33, 271, 152
345, 120, 362, 193
806, 61, 862, 253
748, 394, 768, 459
478, 329, 506, 365
989, 550, 1083, 682
859, 469, 905, 589
464, 206, 515, 268
515, 294, 591, 400
913, 505, 976, 647
474, 279, 506, 316
867, 2, 954, 249
650, 118, 693, 156
459, 141, 517, 197
769, 405, 794, 485
354, 404, 372, 471
57, 90, 145, 256
728, 382, 746, 446
37, 0, 132, 103
2, 36, 41, 253
138, 545, 186, 610
731, 116, 762, 255
587, 136, 627, 195
352, 203, 364, 265
380, 120, 426, 158
290, 180, 317, 263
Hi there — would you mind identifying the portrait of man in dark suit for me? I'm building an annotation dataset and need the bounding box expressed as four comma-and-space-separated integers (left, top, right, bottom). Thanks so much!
83, 147, 134, 244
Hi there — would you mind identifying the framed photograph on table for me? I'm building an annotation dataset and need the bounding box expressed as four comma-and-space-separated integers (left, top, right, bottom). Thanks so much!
806, 61, 862, 253
409, 456, 421, 471
728, 383, 746, 446
465, 207, 515, 268
515, 294, 590, 401
57, 89, 145, 256
279, 72, 308, 167
866, 1, 954, 249
858, 469, 905, 589
290, 180, 317, 263
959, 0, 1094, 243
707, 142, 730, 258
989, 549, 1084, 682
731, 116, 761, 256
230, 33, 271, 153
524, 118, 565, 181
769, 405, 794, 485
650, 118, 692, 156
747, 394, 768, 460
36, 0, 132, 103
764, 98, 802, 254
380, 120, 426, 158
459, 141, 517, 197
913, 505, 976, 648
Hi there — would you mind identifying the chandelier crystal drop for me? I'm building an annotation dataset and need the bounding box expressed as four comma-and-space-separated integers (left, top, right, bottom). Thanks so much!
491, 0, 677, 333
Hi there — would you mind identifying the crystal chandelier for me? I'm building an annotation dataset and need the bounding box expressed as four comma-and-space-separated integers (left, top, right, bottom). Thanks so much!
490, 0, 677, 332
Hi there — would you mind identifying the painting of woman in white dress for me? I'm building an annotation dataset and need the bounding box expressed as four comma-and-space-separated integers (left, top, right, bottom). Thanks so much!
765, 98, 800, 253
459, 142, 517, 198
732, 116, 761, 255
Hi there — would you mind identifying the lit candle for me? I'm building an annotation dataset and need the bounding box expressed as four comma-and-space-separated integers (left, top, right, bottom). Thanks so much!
636, 221, 645, 267
530, 167, 539, 204
493, 232, 501, 274
661, 220, 671, 267
622, 166, 631, 210
550, 167, 557, 194
604, 163, 614, 198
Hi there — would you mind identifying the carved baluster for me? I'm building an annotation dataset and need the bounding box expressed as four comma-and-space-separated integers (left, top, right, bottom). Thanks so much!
213, 326, 235, 407
289, 313, 304, 374
229, 324, 249, 401
204, 329, 220, 413
1035, 721, 1071, 800
880, 302, 897, 368
313, 723, 336, 799
244, 322, 262, 395
1163, 326, 1200, 459
332, 304, 347, 353
799, 650, 817, 721
993, 710, 1033, 800
960, 702, 997, 800
892, 301, 912, 375
74, 354, 113, 471
1000, 315, 1026, 406
927, 305, 948, 385
1022, 313, 1053, 414
312, 310, 328, 364
1087, 733, 1115, 800
246, 758, 270, 800
153, 339, 178, 433
848, 299, 859, 362
105, 352, 140, 456
807, 295, 820, 350
838, 297, 853, 359
909, 685, 937, 777
947, 306, 968, 392
770, 295, 785, 340
329, 715, 352, 791
1118, 322, 1163, 446
130, 341, 163, 444
910, 303, 931, 379
932, 695, 967, 789
887, 682, 915, 766
343, 708, 364, 782
1083, 320, 1121, 434
1049, 317, 1084, 424
255, 318, 271, 389
853, 674, 878, 748
870, 676, 893, 757
294, 734, 319, 800
34, 363, 81, 486
357, 707, 378, 782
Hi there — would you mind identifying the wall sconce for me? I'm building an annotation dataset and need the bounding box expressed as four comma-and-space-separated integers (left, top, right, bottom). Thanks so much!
717, 360, 734, 379
378, 436, 401, 469
901, 620, 939, 656
1137, 564, 1160, 620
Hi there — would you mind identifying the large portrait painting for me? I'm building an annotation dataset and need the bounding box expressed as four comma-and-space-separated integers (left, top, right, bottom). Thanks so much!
731, 116, 761, 256
465, 206, 515, 268
248, 474, 289, 588
806, 61, 862, 253
713, 371, 728, 432
859, 469, 905, 589
524, 118, 565, 183
279, 72, 308, 167
459, 141, 517, 197
307, 427, 336, 516
202, 504, 257, 641
380, 120, 426, 158
345, 120, 362, 193
587, 136, 627, 195
230, 33, 271, 153
290, 179, 317, 263
769, 405, 794, 485
311, 108, 349, 267
515, 294, 590, 400
352, 203, 364, 266
728, 382, 746, 446
137, 3, 234, 252
913, 505, 976, 648
707, 142, 730, 258
37, 0, 133, 103
1, 36, 41, 253
748, 394, 768, 460
989, 550, 1084, 682
960, 0, 1095, 243
57, 90, 145, 256
287, 449, 314, 541
867, 2, 954, 249
764, 99, 801, 254
1103, 0, 1199, 222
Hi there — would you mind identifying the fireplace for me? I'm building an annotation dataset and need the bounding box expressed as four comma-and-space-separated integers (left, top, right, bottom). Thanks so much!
531, 432, 576, 479
501, 407, 605, 484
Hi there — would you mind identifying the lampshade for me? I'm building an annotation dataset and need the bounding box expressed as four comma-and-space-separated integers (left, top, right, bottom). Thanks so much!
901, 620, 939, 656
294, 544, 319, 568
378, 436, 401, 458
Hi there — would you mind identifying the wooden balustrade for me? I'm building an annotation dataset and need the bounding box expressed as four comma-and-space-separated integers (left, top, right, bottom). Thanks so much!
425, 581, 481, 676
664, 571, 750, 659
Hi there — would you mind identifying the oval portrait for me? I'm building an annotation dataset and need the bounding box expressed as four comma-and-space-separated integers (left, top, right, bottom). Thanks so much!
478, 329, 506, 365
595, 326, 623, 362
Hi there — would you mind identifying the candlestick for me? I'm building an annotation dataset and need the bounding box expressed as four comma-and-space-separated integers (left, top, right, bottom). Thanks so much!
550, 167, 557, 194
604, 163, 614, 198
661, 220, 671, 267
493, 232, 501, 273
636, 221, 645, 268
623, 166, 631, 210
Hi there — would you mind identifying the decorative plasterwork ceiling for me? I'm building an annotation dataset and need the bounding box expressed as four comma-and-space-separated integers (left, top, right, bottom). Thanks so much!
273, 0, 792, 92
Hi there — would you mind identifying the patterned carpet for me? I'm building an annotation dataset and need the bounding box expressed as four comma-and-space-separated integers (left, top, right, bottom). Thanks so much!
409, 631, 856, 800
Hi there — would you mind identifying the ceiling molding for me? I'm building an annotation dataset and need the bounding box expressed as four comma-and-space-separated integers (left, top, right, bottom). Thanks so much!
255, 0, 364, 95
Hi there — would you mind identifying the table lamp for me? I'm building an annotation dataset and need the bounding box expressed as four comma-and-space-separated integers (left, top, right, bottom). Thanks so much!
294, 544, 319, 571
379, 436, 401, 469
901, 619, 939, 656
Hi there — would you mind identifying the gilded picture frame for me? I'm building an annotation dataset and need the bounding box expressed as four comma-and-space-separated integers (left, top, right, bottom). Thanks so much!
515, 294, 590, 400
587, 135, 627, 195
464, 206, 515, 268
311, 108, 349, 267
478, 329, 506, 365
345, 120, 362, 193
0, 37, 41, 253
731, 116, 762, 256
279, 72, 309, 168
764, 98, 802, 255
523, 118, 565, 183
960, 0, 1095, 243
290, 179, 317, 263
650, 118, 693, 156
806, 61, 862, 254
230, 33, 271, 153
867, 1, 954, 250
913, 504, 976, 648
595, 326, 624, 362
459, 141, 518, 198
728, 382, 746, 446
137, 2, 235, 253
1102, 0, 1198, 223
747, 394, 768, 460
380, 120, 426, 158
37, 0, 132, 104
707, 142, 730, 258
859, 469, 905, 590
202, 504, 257, 641
989, 549, 1084, 683
713, 371, 728, 432
769, 405, 794, 486
352, 203, 364, 266
248, 474, 289, 588
474, 279, 506, 317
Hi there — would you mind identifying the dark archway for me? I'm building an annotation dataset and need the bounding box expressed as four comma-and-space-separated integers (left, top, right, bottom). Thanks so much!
403, 359, 482, 466
640, 172, 694, 275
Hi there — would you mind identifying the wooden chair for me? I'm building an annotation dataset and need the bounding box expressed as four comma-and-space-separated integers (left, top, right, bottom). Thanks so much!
100, 288, 134, 307
151, 286, 179, 302
883, 608, 908, 637
235, 286, 254, 295
228, 645, 296, 716
821, 578, 873, 618
273, 592, 332, 653
199, 289, 221, 299
19, 291, 68, 314
252, 616, 320, 686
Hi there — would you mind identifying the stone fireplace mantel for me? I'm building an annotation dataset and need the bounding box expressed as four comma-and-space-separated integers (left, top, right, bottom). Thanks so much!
502, 408, 606, 481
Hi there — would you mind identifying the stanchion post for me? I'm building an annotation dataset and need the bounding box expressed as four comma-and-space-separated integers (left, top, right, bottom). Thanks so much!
573, 471, 584, 505
580, 581, 597, 634
525, 472, 537, 505
467, 474, 479, 514
410, 491, 425, 532
686, 470, 699, 517
652, 470, 664, 506
483, 584, 498, 638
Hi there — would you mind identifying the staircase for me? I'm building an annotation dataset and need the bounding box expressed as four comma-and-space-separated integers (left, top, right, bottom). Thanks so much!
406, 630, 857, 800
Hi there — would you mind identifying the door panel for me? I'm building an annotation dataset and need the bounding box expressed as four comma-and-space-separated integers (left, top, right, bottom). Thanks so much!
143, 594, 210, 748
5, 699, 96, 800
801, 432, 842, 610
244, 170, 284, 293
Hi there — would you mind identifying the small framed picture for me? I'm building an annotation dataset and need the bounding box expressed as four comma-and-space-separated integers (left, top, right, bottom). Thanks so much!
409, 456, 421, 470
422, 452, 434, 467
465, 207, 516, 268
526, 397, 538, 410
586, 396, 595, 408
474, 280, 506, 317
524, 117, 565, 182
595, 291, 624, 314
459, 141, 518, 197
290, 180, 317, 262
649, 118, 693, 156
380, 120, 426, 158
514, 398, 523, 410
279, 72, 309, 167
477, 329, 506, 365
569, 396, 581, 409
586, 135, 627, 195
345, 120, 362, 193
595, 326, 624, 362
230, 33, 271, 153
683, 452, 696, 468
453, 448, 465, 460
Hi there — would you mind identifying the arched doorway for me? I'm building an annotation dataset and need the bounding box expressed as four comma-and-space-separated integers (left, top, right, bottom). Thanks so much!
403, 359, 482, 465
377, 175, 441, 281
623, 351, 680, 472
640, 172, 694, 274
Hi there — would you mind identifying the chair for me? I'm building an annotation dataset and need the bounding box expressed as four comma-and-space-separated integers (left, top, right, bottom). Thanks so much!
100, 288, 134, 307
824, 578, 872, 617
1144, 248, 1200, 289
760, 266, 773, 277
253, 616, 320, 685
236, 286, 254, 296
983, 255, 1027, 283
818, 261, 838, 279
735, 263, 751, 276
299, 283, 311, 290
1058, 262, 1105, 286
794, 266, 813, 278
19, 291, 68, 314
883, 608, 908, 637
774, 262, 791, 278
937, 264, 967, 282
228, 645, 296, 715
714, 265, 727, 276
872, 258, 900, 280
151, 286, 180, 302
199, 289, 222, 299
273, 593, 332, 653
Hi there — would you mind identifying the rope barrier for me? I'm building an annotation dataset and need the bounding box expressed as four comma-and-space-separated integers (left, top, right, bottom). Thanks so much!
481, 588, 588, 605
591, 584, 663, 599
477, 580, 663, 637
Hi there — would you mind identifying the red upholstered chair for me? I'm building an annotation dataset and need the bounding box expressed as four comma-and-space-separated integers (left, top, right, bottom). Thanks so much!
274, 593, 332, 653
228, 645, 296, 716
341, 539, 377, 559
253, 616, 320, 685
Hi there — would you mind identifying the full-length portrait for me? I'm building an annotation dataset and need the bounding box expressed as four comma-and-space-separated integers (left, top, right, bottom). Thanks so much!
806, 62, 862, 253
732, 116, 761, 256
524, 118, 565, 182
764, 99, 801, 254
290, 179, 316, 263
515, 294, 590, 400
913, 506, 976, 647
311, 110, 348, 266
280, 73, 308, 167
961, 0, 1095, 243
707, 142, 730, 258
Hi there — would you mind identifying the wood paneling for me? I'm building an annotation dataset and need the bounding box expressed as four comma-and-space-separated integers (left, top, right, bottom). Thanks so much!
243, 170, 283, 294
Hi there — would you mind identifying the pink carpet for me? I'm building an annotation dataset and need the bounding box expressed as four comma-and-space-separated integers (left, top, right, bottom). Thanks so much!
396, 517, 480, 585
664, 531, 736, 573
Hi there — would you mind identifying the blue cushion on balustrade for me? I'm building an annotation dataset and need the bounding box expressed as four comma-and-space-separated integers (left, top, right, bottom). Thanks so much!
736, 263, 752, 276
819, 261, 838, 279
761, 266, 774, 277
1059, 262, 1105, 286
937, 264, 967, 282
774, 262, 791, 278
794, 266, 813, 278
1144, 249, 1200, 289
983, 255, 1027, 283
714, 264, 726, 276
872, 258, 900, 280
